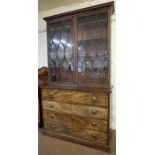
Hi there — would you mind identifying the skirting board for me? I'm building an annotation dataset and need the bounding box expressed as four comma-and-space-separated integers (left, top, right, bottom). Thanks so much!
41, 128, 116, 152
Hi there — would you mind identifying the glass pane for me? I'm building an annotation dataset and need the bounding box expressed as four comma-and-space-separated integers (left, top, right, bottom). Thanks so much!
48, 20, 74, 82
77, 12, 109, 84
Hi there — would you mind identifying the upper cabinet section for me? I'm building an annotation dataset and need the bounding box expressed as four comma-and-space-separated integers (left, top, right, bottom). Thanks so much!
44, 3, 114, 89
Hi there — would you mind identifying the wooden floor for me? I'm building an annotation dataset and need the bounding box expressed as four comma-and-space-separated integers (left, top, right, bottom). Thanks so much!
38, 129, 116, 155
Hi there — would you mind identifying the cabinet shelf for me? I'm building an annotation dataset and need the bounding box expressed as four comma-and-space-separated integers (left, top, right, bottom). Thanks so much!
77, 31, 108, 41
77, 36, 108, 42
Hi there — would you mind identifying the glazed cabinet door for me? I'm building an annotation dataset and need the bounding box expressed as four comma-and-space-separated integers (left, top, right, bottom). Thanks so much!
77, 12, 109, 84
47, 19, 75, 83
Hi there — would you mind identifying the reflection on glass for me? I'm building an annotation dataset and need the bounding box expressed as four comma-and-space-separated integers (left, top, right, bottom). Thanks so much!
78, 42, 86, 76
57, 44, 64, 61
49, 43, 57, 61
60, 22, 70, 46
48, 20, 74, 82
62, 59, 68, 72
50, 60, 57, 81
65, 31, 73, 72
53, 30, 61, 48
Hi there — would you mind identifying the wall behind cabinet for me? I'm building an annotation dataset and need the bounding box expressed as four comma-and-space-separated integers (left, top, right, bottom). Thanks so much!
38, 0, 116, 129
38, 32, 47, 68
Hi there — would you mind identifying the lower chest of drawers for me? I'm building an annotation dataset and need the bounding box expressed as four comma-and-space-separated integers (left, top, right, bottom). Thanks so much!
41, 88, 110, 151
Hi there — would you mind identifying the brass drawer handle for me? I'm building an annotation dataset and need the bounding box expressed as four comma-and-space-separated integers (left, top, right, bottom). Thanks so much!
51, 124, 55, 128
92, 109, 97, 114
92, 122, 97, 127
91, 134, 97, 139
50, 104, 54, 108
92, 96, 97, 101
51, 114, 54, 119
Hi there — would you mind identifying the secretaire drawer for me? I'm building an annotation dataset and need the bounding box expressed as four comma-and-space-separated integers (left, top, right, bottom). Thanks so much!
42, 100, 108, 120
43, 110, 108, 132
41, 89, 108, 107
43, 120, 108, 145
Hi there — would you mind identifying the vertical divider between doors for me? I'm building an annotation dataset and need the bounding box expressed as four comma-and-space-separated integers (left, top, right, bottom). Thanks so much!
72, 16, 78, 83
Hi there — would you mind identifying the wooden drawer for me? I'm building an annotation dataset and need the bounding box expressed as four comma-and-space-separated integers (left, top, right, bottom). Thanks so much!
42, 100, 108, 120
43, 110, 108, 132
43, 120, 108, 145
41, 89, 108, 107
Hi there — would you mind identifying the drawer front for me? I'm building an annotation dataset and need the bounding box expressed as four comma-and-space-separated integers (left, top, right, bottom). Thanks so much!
41, 89, 108, 107
43, 120, 108, 145
42, 100, 108, 120
43, 110, 108, 132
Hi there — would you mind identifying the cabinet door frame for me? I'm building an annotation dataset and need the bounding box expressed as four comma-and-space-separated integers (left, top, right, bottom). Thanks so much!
46, 16, 76, 84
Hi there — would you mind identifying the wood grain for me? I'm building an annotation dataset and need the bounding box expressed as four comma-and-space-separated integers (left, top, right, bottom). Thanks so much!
43, 110, 108, 132
43, 2, 114, 21
41, 129, 111, 152
43, 120, 108, 145
41, 89, 108, 107
42, 100, 108, 120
